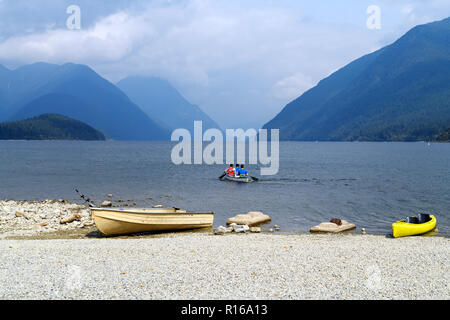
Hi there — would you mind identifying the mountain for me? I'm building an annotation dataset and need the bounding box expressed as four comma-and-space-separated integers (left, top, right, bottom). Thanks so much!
0, 62, 169, 140
264, 17, 450, 141
436, 127, 450, 142
116, 76, 220, 132
0, 113, 106, 140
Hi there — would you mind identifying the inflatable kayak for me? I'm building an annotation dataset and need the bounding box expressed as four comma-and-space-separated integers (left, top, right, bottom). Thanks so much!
392, 214, 436, 238
223, 174, 253, 183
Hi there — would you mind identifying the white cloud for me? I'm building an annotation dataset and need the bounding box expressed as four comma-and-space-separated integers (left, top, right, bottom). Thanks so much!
0, 0, 449, 128
272, 73, 315, 101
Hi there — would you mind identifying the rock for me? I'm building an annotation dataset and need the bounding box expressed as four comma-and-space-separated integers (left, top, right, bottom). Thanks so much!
268, 228, 274, 233
101, 201, 112, 208
310, 220, 356, 233
227, 211, 271, 226
82, 221, 94, 227
107, 194, 113, 198
153, 205, 163, 208
361, 228, 367, 235
233, 225, 249, 233
15, 211, 24, 218
39, 214, 46, 219
214, 226, 227, 235
39, 222, 48, 227
60, 214, 82, 224
225, 227, 233, 233
330, 218, 342, 226
273, 224, 280, 230
250, 227, 261, 233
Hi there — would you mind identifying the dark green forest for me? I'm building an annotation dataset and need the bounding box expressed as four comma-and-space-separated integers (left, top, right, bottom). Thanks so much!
0, 114, 106, 140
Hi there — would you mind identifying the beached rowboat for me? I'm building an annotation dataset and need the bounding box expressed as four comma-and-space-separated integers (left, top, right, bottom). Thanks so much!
91, 207, 214, 236
392, 214, 436, 238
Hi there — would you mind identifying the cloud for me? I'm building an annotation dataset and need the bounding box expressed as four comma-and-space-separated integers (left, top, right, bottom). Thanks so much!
272, 73, 315, 101
0, 0, 449, 128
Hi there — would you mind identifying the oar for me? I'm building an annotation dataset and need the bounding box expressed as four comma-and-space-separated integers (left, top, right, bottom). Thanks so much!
218, 172, 226, 180
75, 188, 96, 207
251, 176, 259, 182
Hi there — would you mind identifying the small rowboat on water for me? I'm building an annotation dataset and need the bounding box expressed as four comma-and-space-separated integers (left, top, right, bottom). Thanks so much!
223, 174, 254, 183
91, 207, 214, 236
392, 213, 436, 238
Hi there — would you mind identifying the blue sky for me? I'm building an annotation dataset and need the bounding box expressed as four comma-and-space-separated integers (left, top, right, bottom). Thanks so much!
0, 0, 449, 129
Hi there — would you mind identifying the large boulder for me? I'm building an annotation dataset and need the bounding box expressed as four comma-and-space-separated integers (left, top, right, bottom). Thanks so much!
227, 211, 271, 226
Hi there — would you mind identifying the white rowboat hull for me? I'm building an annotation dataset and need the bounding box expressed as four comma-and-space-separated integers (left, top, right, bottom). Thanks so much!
91, 208, 214, 236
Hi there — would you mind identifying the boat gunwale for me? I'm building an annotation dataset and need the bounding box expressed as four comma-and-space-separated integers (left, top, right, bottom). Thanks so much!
90, 207, 215, 215
393, 215, 436, 228
223, 174, 253, 183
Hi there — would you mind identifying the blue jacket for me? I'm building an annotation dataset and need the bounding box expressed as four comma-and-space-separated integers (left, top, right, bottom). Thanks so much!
239, 168, 248, 175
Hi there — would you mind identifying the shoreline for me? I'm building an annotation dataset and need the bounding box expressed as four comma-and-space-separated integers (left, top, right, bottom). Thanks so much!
1, 233, 448, 300
1, 199, 448, 300
0, 199, 447, 239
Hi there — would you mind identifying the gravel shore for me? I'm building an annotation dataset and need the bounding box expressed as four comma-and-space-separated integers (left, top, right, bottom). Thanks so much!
0, 200, 93, 238
0, 233, 448, 300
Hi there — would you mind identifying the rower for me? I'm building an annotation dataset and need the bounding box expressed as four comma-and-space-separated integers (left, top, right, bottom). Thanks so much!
239, 164, 248, 177
235, 164, 241, 176
225, 164, 235, 176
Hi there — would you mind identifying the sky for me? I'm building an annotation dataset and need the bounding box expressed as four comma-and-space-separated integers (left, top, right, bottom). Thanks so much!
0, 0, 449, 129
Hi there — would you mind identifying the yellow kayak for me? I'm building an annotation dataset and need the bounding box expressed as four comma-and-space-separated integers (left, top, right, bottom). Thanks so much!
392, 214, 436, 238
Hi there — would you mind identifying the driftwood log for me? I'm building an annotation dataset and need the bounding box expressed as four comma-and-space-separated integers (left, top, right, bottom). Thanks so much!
60, 214, 82, 224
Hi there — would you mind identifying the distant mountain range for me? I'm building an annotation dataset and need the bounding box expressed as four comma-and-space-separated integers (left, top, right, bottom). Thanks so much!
0, 62, 169, 140
0, 62, 219, 140
117, 76, 220, 133
0, 114, 105, 140
264, 17, 450, 141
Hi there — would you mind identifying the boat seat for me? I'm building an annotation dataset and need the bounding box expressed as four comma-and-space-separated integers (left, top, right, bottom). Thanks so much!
405, 216, 419, 224
418, 213, 431, 224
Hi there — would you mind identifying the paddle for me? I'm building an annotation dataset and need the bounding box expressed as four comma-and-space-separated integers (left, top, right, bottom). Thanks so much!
250, 176, 259, 182
218, 172, 226, 180
75, 188, 96, 208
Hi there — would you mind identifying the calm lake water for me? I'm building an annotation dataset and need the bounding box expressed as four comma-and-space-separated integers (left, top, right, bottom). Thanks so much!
0, 141, 449, 235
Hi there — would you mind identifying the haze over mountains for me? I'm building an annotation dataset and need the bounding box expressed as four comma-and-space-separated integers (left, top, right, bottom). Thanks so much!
0, 62, 219, 141
0, 17, 449, 141
264, 17, 450, 141
0, 62, 170, 140
117, 76, 220, 132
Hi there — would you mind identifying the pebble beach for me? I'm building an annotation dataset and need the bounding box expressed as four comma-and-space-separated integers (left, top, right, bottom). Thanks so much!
0, 200, 449, 300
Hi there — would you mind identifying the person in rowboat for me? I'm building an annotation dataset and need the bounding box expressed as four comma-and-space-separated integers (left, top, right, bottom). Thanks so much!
239, 164, 248, 177
235, 164, 241, 176
225, 164, 235, 176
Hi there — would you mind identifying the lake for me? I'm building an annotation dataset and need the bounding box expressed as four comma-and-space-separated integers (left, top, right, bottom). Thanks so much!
0, 141, 449, 235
